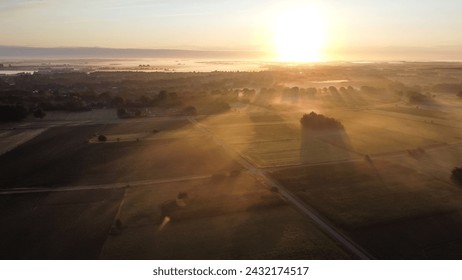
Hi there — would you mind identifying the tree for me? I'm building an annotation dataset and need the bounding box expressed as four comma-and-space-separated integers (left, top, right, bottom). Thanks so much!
33, 108, 46, 119
182, 105, 197, 116
98, 134, 107, 142
117, 108, 128, 118
177, 192, 189, 200
111, 96, 125, 107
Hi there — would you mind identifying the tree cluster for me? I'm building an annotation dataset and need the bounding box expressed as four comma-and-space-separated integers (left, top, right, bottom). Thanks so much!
406, 91, 433, 104
181, 105, 197, 116
300, 111, 344, 130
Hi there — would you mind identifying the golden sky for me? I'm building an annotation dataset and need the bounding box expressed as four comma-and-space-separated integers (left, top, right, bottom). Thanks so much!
1, 0, 461, 61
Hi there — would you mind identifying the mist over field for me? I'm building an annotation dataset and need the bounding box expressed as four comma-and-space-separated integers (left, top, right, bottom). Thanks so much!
1, 61, 462, 260
2, 0, 462, 262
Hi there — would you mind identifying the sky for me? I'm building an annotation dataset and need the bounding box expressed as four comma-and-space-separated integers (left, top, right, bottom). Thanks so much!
1, 0, 461, 61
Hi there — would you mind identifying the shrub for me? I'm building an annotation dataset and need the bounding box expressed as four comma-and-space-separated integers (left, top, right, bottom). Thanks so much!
177, 192, 189, 200
98, 134, 107, 142
160, 200, 178, 218
182, 105, 197, 116
33, 108, 46, 119
407, 91, 432, 104
117, 108, 128, 118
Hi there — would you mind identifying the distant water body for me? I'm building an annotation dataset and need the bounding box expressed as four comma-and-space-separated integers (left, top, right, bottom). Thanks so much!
0, 70, 35, 75
0, 59, 271, 73
90, 59, 268, 72
0, 58, 340, 74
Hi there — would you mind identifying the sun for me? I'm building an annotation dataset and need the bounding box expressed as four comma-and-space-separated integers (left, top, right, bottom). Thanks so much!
273, 6, 327, 62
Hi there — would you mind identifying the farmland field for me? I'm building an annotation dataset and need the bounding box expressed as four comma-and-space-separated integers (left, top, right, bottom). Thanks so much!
2, 63, 462, 260
0, 120, 238, 188
0, 189, 123, 259
100, 173, 350, 259
270, 158, 462, 259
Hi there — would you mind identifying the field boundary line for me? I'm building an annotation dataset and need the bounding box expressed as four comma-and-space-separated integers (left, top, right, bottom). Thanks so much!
0, 175, 210, 195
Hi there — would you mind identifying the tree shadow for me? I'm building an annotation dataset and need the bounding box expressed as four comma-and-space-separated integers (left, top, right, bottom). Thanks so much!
300, 127, 355, 164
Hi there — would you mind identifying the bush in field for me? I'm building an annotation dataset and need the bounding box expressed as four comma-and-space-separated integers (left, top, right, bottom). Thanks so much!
451, 167, 462, 186
205, 101, 230, 114
300, 111, 344, 130
182, 105, 197, 116
160, 200, 178, 218
177, 192, 189, 200
117, 108, 128, 118
407, 91, 432, 104
33, 108, 46, 119
98, 134, 107, 142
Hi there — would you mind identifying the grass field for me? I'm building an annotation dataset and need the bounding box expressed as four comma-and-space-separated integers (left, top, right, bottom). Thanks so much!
192, 106, 462, 168
99, 173, 350, 259
0, 122, 238, 188
0, 189, 123, 259
270, 158, 462, 259
0, 128, 46, 156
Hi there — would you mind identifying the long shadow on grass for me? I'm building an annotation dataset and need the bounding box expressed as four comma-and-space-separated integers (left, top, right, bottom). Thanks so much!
0, 117, 239, 188
300, 127, 356, 164
0, 125, 104, 188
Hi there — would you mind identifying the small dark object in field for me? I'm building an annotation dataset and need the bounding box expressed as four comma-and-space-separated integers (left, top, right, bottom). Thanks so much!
270, 187, 279, 193
33, 108, 46, 119
98, 134, 107, 142
161, 200, 178, 218
177, 192, 188, 200
182, 105, 197, 116
152, 129, 159, 134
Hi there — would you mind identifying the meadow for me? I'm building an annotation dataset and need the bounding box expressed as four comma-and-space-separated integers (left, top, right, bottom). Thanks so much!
1, 62, 462, 259
100, 173, 349, 259
270, 158, 462, 259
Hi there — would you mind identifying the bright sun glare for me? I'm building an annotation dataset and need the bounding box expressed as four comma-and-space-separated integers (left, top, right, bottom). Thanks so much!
274, 6, 327, 62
